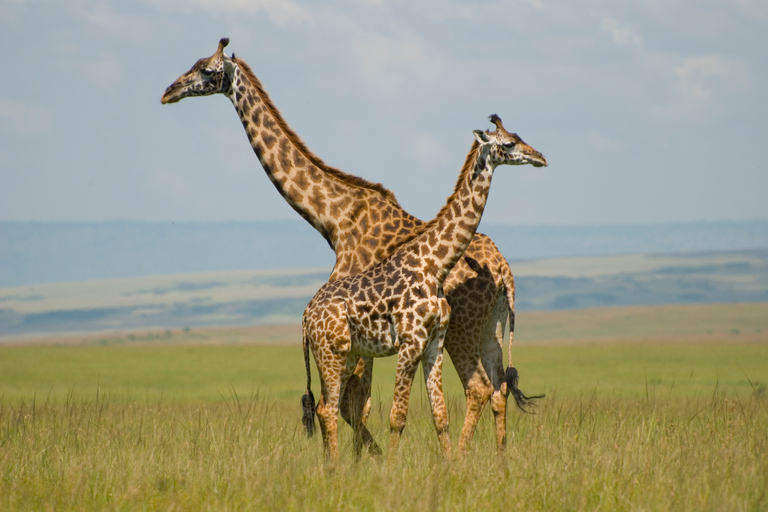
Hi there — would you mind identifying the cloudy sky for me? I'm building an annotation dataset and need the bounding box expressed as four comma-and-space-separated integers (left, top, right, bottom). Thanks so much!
1, 0, 766, 226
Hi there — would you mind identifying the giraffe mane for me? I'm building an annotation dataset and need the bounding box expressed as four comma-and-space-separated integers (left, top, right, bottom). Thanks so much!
232, 57, 401, 206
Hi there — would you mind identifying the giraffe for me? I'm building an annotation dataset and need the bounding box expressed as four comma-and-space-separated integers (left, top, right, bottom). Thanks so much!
301, 120, 547, 461
161, 38, 543, 455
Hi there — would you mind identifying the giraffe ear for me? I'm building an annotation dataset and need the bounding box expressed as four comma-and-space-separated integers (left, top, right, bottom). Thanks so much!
223, 56, 236, 75
473, 130, 490, 144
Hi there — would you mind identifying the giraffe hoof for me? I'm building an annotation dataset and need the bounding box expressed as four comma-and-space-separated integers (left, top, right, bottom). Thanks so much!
368, 442, 383, 456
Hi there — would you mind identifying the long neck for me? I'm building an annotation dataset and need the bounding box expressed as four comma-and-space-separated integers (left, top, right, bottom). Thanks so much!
408, 142, 494, 285
225, 59, 398, 249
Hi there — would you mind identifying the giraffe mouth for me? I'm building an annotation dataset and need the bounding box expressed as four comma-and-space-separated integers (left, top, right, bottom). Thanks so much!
161, 86, 180, 104
516, 145, 548, 167
161, 80, 189, 104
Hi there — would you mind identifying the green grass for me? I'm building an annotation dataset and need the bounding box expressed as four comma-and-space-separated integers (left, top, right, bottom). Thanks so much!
1, 303, 767, 510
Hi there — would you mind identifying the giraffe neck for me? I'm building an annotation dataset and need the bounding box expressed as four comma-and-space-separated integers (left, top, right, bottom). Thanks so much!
406, 142, 494, 285
224, 58, 397, 249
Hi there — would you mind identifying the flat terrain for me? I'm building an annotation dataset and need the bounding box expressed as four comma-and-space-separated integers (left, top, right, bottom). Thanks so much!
1, 303, 766, 510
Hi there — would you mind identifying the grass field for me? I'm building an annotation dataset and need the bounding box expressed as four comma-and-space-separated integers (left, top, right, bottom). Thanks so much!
1, 303, 767, 510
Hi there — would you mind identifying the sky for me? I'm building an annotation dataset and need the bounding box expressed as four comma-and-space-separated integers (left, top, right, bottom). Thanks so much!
1, 0, 767, 226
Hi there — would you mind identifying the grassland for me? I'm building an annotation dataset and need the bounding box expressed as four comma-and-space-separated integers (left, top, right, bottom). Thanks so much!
1, 303, 767, 510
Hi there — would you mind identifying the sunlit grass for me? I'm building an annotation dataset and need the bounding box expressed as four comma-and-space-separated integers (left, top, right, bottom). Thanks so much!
2, 384, 766, 511
1, 303, 767, 510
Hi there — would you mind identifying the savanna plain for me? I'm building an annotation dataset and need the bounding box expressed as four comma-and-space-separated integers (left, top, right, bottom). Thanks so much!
1, 302, 767, 511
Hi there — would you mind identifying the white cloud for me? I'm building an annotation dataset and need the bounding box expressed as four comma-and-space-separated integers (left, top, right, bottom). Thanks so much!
82, 4, 153, 39
673, 54, 748, 109
519, 0, 544, 10
148, 168, 196, 199
348, 30, 448, 95
0, 100, 54, 134
419, 2, 479, 21
163, 0, 314, 27
405, 131, 452, 172
642, 53, 750, 124
600, 16, 643, 48
78, 52, 123, 90
587, 133, 624, 152
675, 55, 731, 100
732, 0, 768, 22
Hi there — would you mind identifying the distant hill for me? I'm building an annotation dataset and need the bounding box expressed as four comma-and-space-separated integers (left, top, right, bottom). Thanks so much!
2, 219, 768, 287
2, 250, 767, 338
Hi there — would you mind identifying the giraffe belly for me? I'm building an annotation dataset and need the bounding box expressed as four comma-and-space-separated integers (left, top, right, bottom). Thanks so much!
350, 317, 399, 358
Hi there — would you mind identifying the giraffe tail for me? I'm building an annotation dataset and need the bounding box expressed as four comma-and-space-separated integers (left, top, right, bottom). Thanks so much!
499, 261, 544, 412
301, 320, 316, 438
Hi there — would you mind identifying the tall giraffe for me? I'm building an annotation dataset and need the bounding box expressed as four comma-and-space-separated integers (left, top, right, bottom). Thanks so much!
301, 120, 547, 461
161, 38, 542, 454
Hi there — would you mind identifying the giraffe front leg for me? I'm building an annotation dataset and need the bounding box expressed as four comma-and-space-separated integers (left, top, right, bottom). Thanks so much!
421, 332, 452, 458
388, 343, 421, 461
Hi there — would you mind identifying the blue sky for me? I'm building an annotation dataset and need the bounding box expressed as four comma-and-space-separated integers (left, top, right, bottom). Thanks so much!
1, 0, 766, 226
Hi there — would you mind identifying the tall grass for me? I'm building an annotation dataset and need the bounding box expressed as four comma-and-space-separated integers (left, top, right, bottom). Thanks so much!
1, 303, 767, 510
2, 384, 766, 510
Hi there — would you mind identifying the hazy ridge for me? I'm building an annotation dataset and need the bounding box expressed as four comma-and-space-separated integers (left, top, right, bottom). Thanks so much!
2, 219, 767, 287
2, 250, 767, 338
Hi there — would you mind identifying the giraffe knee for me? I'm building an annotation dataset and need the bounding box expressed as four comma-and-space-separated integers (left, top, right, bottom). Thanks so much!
316, 401, 332, 423
432, 410, 449, 434
466, 381, 493, 409
491, 389, 507, 415
389, 410, 407, 434
362, 397, 372, 424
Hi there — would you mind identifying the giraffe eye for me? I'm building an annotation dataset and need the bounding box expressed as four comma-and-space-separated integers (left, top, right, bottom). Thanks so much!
201, 68, 214, 77
502, 142, 515, 149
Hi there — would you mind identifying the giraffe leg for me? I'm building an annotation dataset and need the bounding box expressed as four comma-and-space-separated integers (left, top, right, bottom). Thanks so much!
315, 391, 340, 462
340, 359, 366, 459
457, 367, 493, 455
316, 394, 330, 452
446, 332, 492, 455
313, 348, 347, 463
358, 357, 381, 454
488, 317, 509, 452
456, 290, 510, 454
387, 342, 421, 460
340, 356, 382, 457
420, 329, 452, 457
490, 387, 508, 451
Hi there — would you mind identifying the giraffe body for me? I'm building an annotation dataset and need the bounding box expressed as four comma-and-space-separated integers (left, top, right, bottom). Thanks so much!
162, 39, 544, 455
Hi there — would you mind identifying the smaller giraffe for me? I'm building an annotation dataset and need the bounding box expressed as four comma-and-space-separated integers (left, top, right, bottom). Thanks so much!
301, 117, 547, 461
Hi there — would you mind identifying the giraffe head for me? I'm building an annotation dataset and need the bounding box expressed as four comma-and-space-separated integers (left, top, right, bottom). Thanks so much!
472, 114, 548, 169
161, 38, 235, 104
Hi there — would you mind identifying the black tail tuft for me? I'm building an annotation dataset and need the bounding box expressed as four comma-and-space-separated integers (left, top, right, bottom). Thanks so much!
506, 367, 545, 413
301, 390, 316, 438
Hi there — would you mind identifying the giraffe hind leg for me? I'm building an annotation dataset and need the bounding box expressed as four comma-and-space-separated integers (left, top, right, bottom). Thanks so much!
312, 341, 349, 463
340, 356, 382, 457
